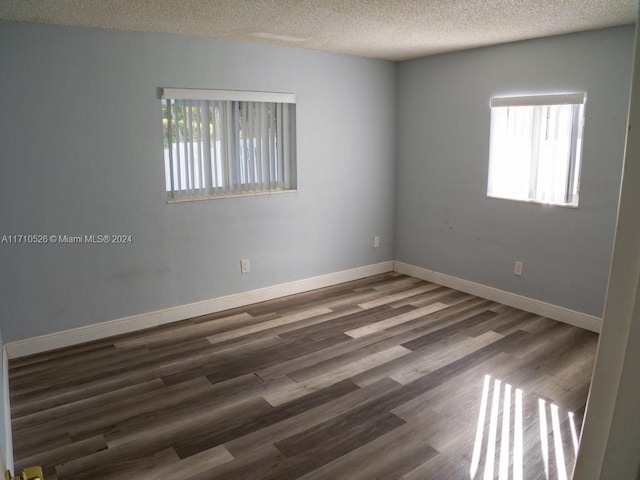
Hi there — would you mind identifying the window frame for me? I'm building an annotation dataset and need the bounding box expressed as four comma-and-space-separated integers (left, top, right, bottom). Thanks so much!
487, 92, 586, 207
161, 88, 297, 202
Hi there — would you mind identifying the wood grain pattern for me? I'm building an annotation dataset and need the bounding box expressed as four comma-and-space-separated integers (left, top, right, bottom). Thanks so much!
8, 273, 598, 479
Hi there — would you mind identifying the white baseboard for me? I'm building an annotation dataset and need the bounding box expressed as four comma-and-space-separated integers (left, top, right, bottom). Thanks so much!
393, 261, 601, 333
6, 259, 600, 358
5, 262, 394, 359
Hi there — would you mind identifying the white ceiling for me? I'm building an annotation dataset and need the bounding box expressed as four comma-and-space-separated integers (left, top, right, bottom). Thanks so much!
0, 0, 637, 61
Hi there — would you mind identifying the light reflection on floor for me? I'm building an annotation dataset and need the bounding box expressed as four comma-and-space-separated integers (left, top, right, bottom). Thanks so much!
469, 374, 580, 480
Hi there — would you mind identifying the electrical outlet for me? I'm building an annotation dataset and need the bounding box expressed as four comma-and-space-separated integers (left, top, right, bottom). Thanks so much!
373, 236, 380, 248
514, 261, 523, 276
241, 258, 250, 273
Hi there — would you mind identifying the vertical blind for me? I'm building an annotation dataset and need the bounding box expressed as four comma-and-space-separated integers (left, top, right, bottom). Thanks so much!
488, 93, 585, 206
161, 88, 296, 201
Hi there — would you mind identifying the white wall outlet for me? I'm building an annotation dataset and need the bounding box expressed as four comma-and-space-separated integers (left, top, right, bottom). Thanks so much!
514, 261, 523, 276
241, 258, 250, 273
373, 236, 380, 248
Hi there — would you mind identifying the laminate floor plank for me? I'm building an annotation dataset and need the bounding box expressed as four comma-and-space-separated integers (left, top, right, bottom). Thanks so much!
210, 306, 363, 346
113, 312, 257, 349
389, 330, 504, 385
172, 380, 363, 459
400, 310, 500, 350
277, 305, 413, 341
402, 452, 471, 480
357, 284, 443, 309
10, 337, 218, 401
14, 377, 215, 455
255, 332, 402, 383
408, 288, 474, 308
391, 352, 518, 426
383, 297, 497, 343
263, 345, 410, 407
53, 397, 271, 478
243, 272, 400, 317
67, 377, 217, 442
319, 330, 536, 433
16, 435, 108, 480
285, 339, 412, 384
387, 285, 451, 308
11, 377, 165, 429
225, 378, 401, 458
10, 337, 215, 396
205, 308, 333, 345
105, 394, 277, 450
9, 273, 598, 480
208, 412, 405, 480
366, 275, 423, 292
278, 300, 499, 386
462, 308, 536, 337
9, 344, 118, 378
183, 444, 282, 480
289, 299, 485, 369
134, 445, 234, 480
9, 341, 121, 371
296, 421, 439, 480
163, 333, 351, 387
493, 312, 543, 336
11, 367, 165, 418
350, 331, 498, 388
345, 302, 450, 338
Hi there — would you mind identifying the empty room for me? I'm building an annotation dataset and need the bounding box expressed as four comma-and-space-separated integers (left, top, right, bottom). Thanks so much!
2, 1, 640, 479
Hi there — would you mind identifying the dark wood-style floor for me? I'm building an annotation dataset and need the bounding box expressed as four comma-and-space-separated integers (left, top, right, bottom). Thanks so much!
9, 273, 598, 480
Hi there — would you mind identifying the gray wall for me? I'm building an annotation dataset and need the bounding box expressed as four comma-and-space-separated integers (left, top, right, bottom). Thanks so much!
0, 21, 634, 343
0, 21, 397, 342
395, 26, 634, 317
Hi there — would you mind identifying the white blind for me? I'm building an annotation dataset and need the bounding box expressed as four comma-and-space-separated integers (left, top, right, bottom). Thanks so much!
162, 92, 296, 201
162, 88, 295, 104
490, 93, 586, 108
488, 96, 585, 206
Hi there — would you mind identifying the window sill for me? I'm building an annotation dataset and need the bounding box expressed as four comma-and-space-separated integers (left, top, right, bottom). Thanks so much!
167, 188, 298, 203
487, 194, 579, 208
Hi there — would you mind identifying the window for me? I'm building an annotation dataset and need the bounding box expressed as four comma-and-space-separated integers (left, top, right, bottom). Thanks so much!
487, 93, 586, 206
161, 88, 296, 201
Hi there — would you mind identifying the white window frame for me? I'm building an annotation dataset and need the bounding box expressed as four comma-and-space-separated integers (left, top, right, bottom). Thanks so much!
487, 92, 586, 207
161, 88, 297, 202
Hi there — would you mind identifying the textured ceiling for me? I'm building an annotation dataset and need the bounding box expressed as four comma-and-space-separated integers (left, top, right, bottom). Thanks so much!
0, 0, 637, 61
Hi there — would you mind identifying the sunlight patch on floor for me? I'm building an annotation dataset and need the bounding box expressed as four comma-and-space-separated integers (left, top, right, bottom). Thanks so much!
470, 374, 578, 480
